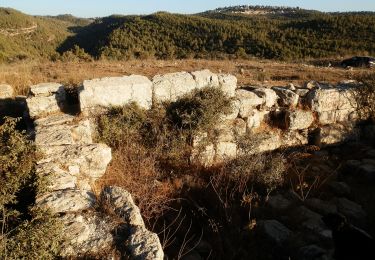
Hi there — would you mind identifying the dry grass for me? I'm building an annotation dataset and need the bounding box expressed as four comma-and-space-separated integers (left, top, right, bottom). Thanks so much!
96, 142, 175, 222
0, 58, 371, 95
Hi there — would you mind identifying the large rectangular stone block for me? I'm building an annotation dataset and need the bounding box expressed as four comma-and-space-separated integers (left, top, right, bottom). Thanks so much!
80, 75, 153, 112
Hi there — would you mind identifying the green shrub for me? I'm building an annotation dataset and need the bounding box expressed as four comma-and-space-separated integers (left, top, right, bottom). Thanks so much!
166, 87, 234, 134
0, 117, 63, 259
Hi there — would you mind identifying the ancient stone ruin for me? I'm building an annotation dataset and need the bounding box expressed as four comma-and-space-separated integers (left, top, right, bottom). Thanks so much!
2, 69, 371, 258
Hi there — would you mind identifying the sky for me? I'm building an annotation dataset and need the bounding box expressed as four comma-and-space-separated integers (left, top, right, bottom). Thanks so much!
1, 0, 375, 18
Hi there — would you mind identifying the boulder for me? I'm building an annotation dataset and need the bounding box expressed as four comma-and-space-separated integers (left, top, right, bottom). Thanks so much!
216, 141, 237, 161
305, 198, 337, 215
36, 189, 95, 213
246, 110, 262, 129
26, 83, 66, 118
306, 86, 358, 113
267, 194, 292, 211
38, 143, 112, 179
295, 88, 310, 97
257, 220, 291, 245
272, 87, 299, 108
101, 186, 164, 260
285, 110, 314, 130
218, 74, 237, 97
35, 119, 92, 146
152, 72, 197, 102
36, 162, 78, 191
80, 75, 153, 112
0, 84, 13, 98
101, 186, 145, 227
335, 198, 367, 224
236, 89, 264, 118
220, 99, 240, 120
317, 109, 355, 125
252, 88, 278, 108
315, 123, 359, 146
281, 131, 309, 147
191, 69, 219, 89
127, 226, 164, 260
297, 245, 329, 260
60, 213, 115, 257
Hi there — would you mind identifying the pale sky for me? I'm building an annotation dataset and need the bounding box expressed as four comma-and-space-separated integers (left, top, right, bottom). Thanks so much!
1, 0, 375, 17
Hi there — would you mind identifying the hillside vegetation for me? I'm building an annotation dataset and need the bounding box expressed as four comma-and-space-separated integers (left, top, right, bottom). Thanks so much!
1, 6, 375, 62
0, 8, 86, 62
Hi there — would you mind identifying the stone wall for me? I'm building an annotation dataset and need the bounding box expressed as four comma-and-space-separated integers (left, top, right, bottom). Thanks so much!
77, 70, 369, 165
18, 70, 371, 258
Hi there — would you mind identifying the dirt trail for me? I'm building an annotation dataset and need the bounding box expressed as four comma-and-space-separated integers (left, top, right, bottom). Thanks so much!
0, 23, 37, 36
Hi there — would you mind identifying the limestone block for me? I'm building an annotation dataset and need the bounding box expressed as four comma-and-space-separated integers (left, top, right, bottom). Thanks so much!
272, 87, 299, 108
315, 123, 359, 146
0, 84, 13, 98
38, 143, 112, 179
26, 83, 66, 118
217, 74, 237, 97
307, 86, 358, 113
216, 141, 237, 160
80, 75, 153, 111
101, 186, 145, 227
285, 110, 314, 130
191, 69, 219, 89
36, 189, 95, 213
128, 226, 164, 260
152, 72, 197, 102
60, 213, 115, 257
281, 131, 309, 147
236, 89, 264, 118
252, 88, 278, 108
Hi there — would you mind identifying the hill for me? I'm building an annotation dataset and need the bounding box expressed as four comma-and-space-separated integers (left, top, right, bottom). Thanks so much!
59, 10, 375, 60
1, 6, 375, 62
0, 8, 86, 62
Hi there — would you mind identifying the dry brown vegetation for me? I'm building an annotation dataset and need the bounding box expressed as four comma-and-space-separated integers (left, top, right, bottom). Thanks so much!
0, 58, 371, 95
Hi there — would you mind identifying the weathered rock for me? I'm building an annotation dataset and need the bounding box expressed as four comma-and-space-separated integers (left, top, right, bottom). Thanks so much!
286, 83, 296, 91
307, 86, 358, 113
216, 141, 237, 161
267, 194, 292, 211
218, 74, 237, 97
153, 72, 197, 102
294, 206, 327, 234
305, 81, 320, 90
36, 189, 95, 213
295, 88, 310, 97
272, 87, 299, 108
257, 220, 291, 244
220, 99, 240, 120
101, 186, 145, 227
38, 143, 112, 179
34, 113, 75, 127
328, 182, 351, 197
305, 198, 337, 215
285, 110, 314, 130
335, 198, 367, 224
246, 110, 262, 129
251, 132, 281, 154
317, 109, 356, 125
80, 75, 153, 112
35, 119, 92, 146
315, 123, 359, 146
0, 84, 13, 98
60, 213, 115, 257
26, 83, 66, 118
297, 245, 329, 260
281, 131, 309, 147
37, 162, 78, 191
191, 69, 219, 89
128, 226, 164, 260
236, 89, 264, 118
252, 88, 278, 108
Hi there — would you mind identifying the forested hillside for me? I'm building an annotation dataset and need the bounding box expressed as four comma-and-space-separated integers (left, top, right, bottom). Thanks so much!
1, 6, 375, 62
0, 8, 88, 62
